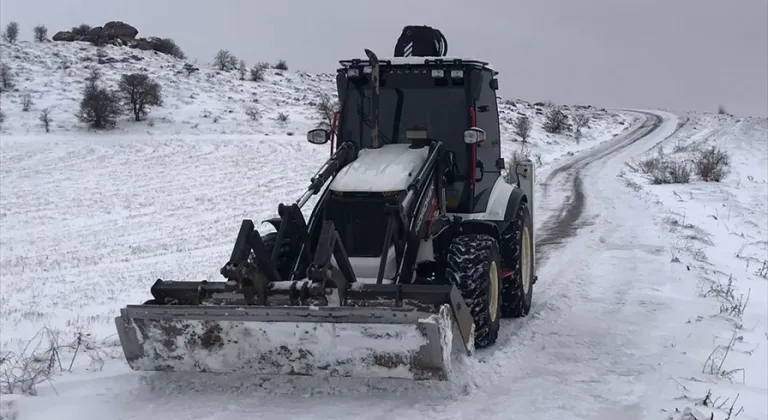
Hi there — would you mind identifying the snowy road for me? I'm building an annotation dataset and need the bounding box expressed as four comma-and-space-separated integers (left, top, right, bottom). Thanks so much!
6, 110, 691, 420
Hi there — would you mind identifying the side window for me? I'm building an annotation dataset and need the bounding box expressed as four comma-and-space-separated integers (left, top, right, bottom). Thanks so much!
474, 71, 500, 172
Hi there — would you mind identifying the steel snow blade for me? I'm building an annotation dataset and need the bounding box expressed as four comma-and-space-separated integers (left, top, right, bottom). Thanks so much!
115, 298, 473, 381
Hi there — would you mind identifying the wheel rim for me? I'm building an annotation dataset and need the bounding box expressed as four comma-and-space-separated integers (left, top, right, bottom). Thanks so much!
521, 226, 532, 294
489, 261, 499, 322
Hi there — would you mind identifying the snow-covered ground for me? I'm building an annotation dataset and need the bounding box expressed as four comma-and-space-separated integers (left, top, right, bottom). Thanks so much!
620, 114, 768, 420
1, 39, 766, 420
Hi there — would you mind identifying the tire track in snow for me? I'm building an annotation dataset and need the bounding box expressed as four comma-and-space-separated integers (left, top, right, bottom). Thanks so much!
465, 110, 685, 420
535, 112, 663, 257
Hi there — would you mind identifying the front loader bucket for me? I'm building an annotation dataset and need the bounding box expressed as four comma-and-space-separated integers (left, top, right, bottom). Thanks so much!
115, 285, 474, 381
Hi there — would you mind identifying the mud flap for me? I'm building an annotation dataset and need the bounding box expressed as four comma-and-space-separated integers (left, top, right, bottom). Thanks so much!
115, 303, 472, 381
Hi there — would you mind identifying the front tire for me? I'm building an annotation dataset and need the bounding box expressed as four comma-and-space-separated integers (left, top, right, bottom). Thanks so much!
444, 234, 502, 349
500, 201, 534, 318
252, 232, 297, 280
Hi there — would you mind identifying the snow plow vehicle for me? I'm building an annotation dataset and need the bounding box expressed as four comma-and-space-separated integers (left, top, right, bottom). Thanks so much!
114, 26, 537, 381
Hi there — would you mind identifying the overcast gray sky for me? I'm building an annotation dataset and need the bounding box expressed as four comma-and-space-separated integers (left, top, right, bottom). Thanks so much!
2, 0, 766, 116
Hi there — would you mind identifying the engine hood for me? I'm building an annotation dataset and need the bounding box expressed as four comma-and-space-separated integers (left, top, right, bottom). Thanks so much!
329, 144, 430, 193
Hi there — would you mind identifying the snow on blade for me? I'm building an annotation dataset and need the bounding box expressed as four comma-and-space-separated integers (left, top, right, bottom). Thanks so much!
118, 304, 461, 381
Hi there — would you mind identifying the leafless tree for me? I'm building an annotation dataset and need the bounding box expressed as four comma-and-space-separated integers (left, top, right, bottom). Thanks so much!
117, 73, 163, 121
244, 105, 259, 120
250, 67, 265, 82
0, 62, 13, 91
573, 112, 590, 137
33, 25, 48, 42
39, 108, 52, 132
238, 60, 247, 80
214, 49, 238, 71
513, 115, 532, 142
274, 59, 288, 70
71, 24, 91, 36
21, 93, 33, 111
316, 95, 339, 130
542, 107, 569, 134
3, 22, 19, 43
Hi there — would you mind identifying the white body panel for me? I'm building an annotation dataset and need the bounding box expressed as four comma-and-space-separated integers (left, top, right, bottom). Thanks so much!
451, 176, 515, 222
449, 159, 535, 224
331, 245, 397, 284
329, 144, 429, 192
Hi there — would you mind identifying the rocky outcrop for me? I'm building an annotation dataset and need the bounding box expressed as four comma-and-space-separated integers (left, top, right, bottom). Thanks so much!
52, 31, 75, 42
102, 21, 138, 39
51, 21, 183, 59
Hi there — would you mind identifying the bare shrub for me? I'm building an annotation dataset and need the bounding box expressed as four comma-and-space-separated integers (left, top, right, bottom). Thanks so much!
3, 22, 19, 44
692, 145, 730, 182
573, 112, 590, 135
76, 71, 121, 129
250, 67, 265, 82
58, 57, 71, 70
703, 275, 751, 320
214, 49, 238, 71
0, 110, 5, 124
277, 112, 289, 123
652, 159, 691, 184
701, 329, 745, 384
244, 105, 260, 120
85, 65, 101, 89
315, 95, 339, 130
255, 61, 270, 70
274, 59, 288, 70
182, 63, 199, 76
117, 73, 163, 121
513, 115, 532, 142
151, 38, 185, 60
71, 24, 91, 37
238, 60, 247, 80
505, 145, 531, 185
636, 154, 663, 174
33, 25, 48, 42
755, 260, 768, 279
0, 327, 110, 396
20, 93, 33, 112
39, 108, 51, 132
542, 107, 569, 134
635, 149, 691, 184
0, 62, 13, 91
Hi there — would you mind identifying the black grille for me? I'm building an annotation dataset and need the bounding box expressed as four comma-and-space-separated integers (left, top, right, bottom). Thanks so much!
323, 194, 398, 258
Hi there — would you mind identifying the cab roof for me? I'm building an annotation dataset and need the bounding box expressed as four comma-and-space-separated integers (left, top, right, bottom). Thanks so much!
337, 56, 498, 75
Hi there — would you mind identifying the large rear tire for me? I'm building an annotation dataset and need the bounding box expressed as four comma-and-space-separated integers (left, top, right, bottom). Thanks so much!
500, 201, 534, 318
444, 234, 502, 349
253, 232, 296, 280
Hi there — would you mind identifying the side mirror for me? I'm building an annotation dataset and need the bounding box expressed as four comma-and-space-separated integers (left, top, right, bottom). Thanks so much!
464, 127, 486, 145
307, 128, 330, 145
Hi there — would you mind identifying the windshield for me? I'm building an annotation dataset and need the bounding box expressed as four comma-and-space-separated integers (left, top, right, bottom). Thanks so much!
338, 83, 468, 150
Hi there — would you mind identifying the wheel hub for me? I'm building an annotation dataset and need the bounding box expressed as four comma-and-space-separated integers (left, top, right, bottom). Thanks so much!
489, 261, 499, 322
521, 226, 532, 293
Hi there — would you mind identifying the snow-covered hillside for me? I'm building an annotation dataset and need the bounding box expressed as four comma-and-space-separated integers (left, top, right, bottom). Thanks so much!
0, 39, 634, 155
0, 40, 335, 136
